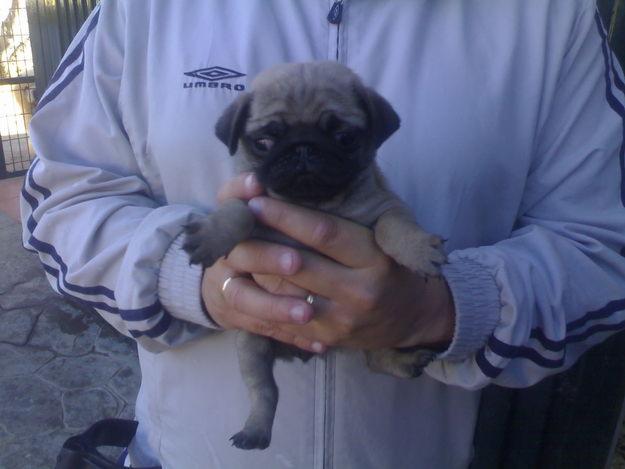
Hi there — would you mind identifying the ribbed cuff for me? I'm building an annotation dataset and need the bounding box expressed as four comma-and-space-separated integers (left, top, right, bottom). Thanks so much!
158, 233, 221, 329
436, 256, 501, 361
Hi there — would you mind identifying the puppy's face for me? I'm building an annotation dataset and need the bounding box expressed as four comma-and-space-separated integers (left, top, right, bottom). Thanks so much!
216, 62, 400, 203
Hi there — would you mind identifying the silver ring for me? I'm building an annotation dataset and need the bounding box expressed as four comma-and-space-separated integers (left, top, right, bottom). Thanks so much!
222, 276, 236, 293
306, 294, 315, 305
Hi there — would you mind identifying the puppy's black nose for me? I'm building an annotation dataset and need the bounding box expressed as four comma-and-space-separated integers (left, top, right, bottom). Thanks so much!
294, 144, 314, 159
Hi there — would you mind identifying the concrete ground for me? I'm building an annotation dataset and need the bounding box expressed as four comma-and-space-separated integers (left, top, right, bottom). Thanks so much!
0, 178, 140, 468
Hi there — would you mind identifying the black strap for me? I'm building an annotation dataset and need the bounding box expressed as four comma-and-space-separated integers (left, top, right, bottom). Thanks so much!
55, 419, 161, 469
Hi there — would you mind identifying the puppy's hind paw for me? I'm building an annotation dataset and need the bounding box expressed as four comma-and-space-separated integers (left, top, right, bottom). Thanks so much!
230, 430, 271, 450
366, 348, 437, 379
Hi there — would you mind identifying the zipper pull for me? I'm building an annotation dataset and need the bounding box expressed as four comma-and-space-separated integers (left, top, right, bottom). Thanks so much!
327, 0, 343, 24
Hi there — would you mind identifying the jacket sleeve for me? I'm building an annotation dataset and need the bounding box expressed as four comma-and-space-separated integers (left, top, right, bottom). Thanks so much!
426, 4, 625, 389
21, 0, 218, 353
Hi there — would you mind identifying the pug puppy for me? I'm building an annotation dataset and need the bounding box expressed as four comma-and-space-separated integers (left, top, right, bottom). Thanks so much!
183, 61, 446, 450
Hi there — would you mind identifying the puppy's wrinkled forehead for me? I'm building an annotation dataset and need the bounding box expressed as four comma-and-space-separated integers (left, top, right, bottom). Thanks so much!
247, 62, 367, 131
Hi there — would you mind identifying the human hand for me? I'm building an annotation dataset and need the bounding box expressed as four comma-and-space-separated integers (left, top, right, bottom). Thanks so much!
227, 196, 455, 351
200, 173, 323, 353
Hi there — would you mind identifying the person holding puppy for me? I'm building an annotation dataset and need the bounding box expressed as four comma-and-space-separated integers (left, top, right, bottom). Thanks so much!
21, 0, 625, 468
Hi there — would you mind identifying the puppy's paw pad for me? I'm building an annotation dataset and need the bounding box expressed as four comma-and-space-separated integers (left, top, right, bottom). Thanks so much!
230, 430, 271, 450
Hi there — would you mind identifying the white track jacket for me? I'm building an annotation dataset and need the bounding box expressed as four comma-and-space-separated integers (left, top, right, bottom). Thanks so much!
21, 1, 625, 468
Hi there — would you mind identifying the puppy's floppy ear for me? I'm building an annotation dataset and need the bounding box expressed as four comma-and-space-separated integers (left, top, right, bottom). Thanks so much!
215, 92, 253, 155
357, 86, 401, 149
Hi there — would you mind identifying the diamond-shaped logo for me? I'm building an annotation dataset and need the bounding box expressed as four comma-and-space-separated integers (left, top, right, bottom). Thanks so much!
184, 66, 246, 82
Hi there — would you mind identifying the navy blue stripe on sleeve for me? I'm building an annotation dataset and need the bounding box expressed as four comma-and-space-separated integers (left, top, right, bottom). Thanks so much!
120, 302, 163, 321
35, 5, 101, 112
475, 349, 503, 379
45, 5, 101, 92
487, 336, 565, 369
22, 160, 46, 234
42, 261, 169, 325
29, 235, 116, 300
566, 297, 625, 332
477, 310, 625, 378
567, 318, 625, 343
480, 297, 625, 372
607, 34, 625, 95
26, 159, 51, 199
129, 314, 173, 339
20, 186, 38, 233
526, 298, 625, 352
36, 53, 86, 112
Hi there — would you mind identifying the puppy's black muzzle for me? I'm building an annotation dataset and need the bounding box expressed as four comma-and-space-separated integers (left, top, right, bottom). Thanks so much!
256, 127, 361, 202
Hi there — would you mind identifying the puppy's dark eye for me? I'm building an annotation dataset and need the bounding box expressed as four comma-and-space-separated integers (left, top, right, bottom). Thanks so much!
334, 131, 358, 148
253, 138, 274, 152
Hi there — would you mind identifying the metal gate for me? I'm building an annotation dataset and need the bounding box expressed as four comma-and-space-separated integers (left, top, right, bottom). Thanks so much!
0, 0, 36, 179
0, 0, 97, 179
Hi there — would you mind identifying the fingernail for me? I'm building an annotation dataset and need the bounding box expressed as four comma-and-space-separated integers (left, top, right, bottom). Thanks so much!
248, 198, 263, 215
245, 173, 260, 192
290, 305, 308, 323
311, 342, 325, 353
280, 252, 294, 273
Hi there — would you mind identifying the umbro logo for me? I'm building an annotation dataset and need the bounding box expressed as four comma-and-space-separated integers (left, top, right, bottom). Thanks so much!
183, 66, 246, 91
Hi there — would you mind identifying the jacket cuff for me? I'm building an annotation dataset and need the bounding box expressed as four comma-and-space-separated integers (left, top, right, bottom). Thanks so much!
158, 233, 221, 329
436, 256, 501, 361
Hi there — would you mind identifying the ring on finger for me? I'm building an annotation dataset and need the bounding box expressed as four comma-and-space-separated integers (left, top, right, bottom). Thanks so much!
306, 293, 315, 305
222, 276, 240, 293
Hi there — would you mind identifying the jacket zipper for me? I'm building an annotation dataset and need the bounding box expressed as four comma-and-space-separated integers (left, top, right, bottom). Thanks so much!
317, 5, 344, 467
327, 0, 344, 61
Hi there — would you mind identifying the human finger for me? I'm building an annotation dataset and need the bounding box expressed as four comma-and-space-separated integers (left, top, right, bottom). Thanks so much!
284, 250, 364, 303
237, 315, 326, 354
201, 261, 324, 352
225, 239, 302, 276
253, 273, 310, 297
228, 239, 361, 307
248, 197, 381, 268
217, 173, 264, 203
221, 275, 314, 324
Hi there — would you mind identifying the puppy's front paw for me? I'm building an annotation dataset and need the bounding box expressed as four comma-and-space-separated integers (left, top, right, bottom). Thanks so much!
374, 211, 446, 277
182, 218, 229, 267
399, 231, 446, 277
182, 199, 255, 268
